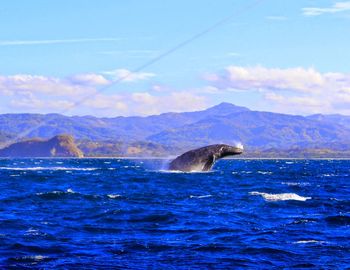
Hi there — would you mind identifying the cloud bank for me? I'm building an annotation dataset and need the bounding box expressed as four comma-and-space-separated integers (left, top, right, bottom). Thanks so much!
2, 65, 350, 116
205, 65, 350, 115
0, 70, 206, 116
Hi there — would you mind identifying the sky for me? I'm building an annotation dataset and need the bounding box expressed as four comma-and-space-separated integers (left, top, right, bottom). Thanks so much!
0, 0, 350, 116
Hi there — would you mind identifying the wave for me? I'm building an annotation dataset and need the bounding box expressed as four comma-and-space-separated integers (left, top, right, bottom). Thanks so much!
257, 171, 273, 175
249, 192, 311, 202
0, 167, 98, 171
36, 190, 123, 201
281, 182, 310, 187
107, 194, 122, 199
36, 188, 75, 196
293, 240, 326, 244
11, 255, 50, 262
189, 195, 213, 199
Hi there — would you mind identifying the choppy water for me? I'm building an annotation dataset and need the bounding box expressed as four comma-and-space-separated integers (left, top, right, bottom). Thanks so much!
0, 158, 350, 269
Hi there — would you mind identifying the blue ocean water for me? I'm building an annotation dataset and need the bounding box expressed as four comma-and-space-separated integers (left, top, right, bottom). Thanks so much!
0, 158, 350, 269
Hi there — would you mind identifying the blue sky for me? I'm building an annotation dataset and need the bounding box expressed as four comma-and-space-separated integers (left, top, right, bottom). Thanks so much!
0, 0, 350, 116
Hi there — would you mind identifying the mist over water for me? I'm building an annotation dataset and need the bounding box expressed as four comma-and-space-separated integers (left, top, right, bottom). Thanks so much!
0, 158, 350, 268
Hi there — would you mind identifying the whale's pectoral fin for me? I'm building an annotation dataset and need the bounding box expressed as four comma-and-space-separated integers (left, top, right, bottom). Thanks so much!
203, 155, 215, 171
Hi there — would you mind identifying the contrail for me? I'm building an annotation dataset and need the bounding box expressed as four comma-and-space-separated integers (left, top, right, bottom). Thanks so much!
1, 0, 264, 148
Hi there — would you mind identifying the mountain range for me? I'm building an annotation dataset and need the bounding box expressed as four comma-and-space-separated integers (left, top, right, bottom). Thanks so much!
0, 103, 350, 156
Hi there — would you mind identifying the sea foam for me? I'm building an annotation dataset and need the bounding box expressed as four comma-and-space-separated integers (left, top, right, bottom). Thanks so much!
249, 192, 311, 202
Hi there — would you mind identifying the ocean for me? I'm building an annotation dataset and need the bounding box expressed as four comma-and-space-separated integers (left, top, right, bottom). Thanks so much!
0, 158, 349, 269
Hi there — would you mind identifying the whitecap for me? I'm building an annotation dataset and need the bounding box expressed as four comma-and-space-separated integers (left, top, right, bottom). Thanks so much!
293, 240, 326, 244
36, 190, 62, 195
25, 228, 42, 236
322, 173, 336, 177
281, 182, 310, 187
190, 195, 212, 199
107, 194, 122, 199
21, 255, 48, 261
292, 219, 316, 224
249, 192, 311, 202
33, 255, 48, 261
330, 197, 343, 201
36, 189, 75, 196
40, 221, 51, 225
257, 171, 273, 175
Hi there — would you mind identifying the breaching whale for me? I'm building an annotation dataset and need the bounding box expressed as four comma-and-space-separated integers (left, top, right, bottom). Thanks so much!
168, 144, 243, 172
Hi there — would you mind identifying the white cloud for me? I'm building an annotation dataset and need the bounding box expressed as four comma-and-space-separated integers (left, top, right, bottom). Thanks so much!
132, 92, 157, 105
127, 91, 207, 115
91, 91, 207, 116
205, 66, 326, 93
0, 72, 207, 116
102, 69, 156, 82
198, 86, 220, 94
68, 73, 110, 86
302, 1, 350, 16
82, 94, 128, 111
205, 65, 350, 115
0, 38, 122, 46
150, 84, 170, 92
10, 97, 74, 110
0, 74, 97, 97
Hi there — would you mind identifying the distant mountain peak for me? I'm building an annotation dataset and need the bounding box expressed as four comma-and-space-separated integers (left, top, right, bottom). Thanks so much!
205, 102, 250, 114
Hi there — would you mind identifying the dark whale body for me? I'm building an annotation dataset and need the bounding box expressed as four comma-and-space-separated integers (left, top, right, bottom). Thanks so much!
169, 144, 243, 172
